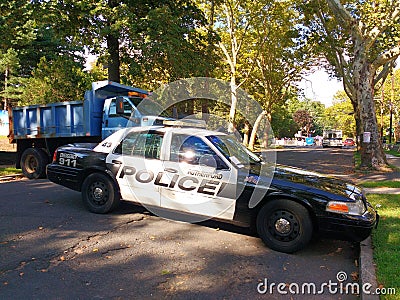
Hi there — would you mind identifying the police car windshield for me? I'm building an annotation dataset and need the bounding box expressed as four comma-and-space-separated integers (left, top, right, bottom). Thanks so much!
206, 135, 261, 167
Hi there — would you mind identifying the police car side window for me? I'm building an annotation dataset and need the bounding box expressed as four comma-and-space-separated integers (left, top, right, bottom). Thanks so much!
169, 134, 228, 170
114, 131, 163, 159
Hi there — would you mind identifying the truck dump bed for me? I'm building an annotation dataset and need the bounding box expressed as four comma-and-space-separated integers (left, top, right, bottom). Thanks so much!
9, 81, 149, 142
10, 101, 85, 140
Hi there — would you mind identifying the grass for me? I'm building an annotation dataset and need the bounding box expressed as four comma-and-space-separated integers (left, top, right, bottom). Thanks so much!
0, 167, 21, 176
385, 149, 400, 157
367, 194, 400, 299
354, 151, 362, 169
360, 181, 400, 188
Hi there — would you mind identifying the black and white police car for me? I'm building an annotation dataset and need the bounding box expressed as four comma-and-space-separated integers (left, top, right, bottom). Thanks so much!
47, 121, 378, 253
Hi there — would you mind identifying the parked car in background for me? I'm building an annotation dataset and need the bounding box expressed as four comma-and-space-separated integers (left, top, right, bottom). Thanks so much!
343, 138, 355, 147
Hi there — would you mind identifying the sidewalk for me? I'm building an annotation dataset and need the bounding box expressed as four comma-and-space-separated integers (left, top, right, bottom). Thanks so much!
353, 154, 400, 184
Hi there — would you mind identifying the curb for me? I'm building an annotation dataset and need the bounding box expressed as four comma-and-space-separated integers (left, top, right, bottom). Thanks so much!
359, 237, 379, 300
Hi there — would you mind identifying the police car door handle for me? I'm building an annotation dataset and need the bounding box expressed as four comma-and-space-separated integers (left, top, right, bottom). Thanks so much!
112, 160, 122, 164
164, 168, 178, 173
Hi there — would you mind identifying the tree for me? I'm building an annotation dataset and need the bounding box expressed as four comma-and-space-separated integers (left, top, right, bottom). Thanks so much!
18, 56, 93, 105
302, 0, 400, 169
127, 1, 216, 89
212, 0, 257, 133
325, 92, 356, 138
293, 109, 314, 136
244, 1, 313, 149
376, 68, 400, 142
209, 0, 311, 149
0, 49, 21, 109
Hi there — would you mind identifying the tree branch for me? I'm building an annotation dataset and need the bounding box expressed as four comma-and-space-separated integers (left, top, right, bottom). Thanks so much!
325, 0, 354, 24
371, 45, 400, 71
218, 41, 234, 70
374, 62, 392, 89
325, 0, 363, 39
366, 5, 400, 49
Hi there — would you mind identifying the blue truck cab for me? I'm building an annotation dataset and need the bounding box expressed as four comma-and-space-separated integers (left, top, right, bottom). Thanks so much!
9, 81, 167, 179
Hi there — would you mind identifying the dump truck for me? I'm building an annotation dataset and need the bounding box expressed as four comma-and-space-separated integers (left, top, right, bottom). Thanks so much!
8, 81, 167, 179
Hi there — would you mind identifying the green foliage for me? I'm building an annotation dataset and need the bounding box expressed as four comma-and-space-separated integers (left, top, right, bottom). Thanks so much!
385, 149, 400, 158
19, 56, 92, 105
127, 2, 216, 88
0, 167, 22, 176
375, 69, 400, 142
324, 94, 356, 138
360, 181, 400, 188
270, 103, 298, 138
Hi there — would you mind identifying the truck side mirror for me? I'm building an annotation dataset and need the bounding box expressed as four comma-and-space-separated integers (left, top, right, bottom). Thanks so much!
116, 97, 125, 115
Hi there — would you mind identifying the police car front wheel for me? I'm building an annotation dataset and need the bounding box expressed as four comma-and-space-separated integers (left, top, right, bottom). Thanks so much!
256, 200, 313, 253
82, 173, 120, 214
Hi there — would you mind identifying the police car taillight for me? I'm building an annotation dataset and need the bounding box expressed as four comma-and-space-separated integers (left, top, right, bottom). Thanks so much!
52, 149, 58, 162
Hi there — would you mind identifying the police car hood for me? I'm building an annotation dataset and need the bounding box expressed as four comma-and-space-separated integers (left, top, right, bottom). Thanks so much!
271, 164, 362, 201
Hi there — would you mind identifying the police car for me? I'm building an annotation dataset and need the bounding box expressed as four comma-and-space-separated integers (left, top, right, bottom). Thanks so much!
47, 121, 378, 253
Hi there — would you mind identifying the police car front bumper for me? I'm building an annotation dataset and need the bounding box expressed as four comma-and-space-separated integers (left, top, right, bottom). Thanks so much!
317, 204, 378, 242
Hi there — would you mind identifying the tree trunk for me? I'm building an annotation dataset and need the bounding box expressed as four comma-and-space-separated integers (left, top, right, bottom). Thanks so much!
228, 75, 237, 133
106, 33, 120, 83
248, 111, 267, 150
106, 0, 120, 83
243, 122, 249, 147
353, 51, 387, 168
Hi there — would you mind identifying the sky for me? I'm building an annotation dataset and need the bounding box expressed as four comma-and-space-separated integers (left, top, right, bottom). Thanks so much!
299, 58, 400, 108
298, 69, 343, 108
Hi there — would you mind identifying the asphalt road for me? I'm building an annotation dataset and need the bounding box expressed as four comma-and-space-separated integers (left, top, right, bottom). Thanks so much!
0, 148, 360, 299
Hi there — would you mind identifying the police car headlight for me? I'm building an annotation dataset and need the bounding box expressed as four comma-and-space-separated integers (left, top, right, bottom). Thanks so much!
326, 199, 366, 216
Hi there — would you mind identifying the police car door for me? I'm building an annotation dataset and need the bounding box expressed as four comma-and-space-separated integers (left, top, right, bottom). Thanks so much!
107, 129, 164, 206
160, 133, 237, 220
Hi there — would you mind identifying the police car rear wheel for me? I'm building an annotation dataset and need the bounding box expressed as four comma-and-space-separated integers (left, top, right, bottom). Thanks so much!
82, 173, 120, 214
257, 200, 313, 253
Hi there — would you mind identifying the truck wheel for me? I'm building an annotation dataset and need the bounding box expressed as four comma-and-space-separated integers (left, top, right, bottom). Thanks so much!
20, 148, 49, 179
81, 173, 120, 214
256, 199, 313, 253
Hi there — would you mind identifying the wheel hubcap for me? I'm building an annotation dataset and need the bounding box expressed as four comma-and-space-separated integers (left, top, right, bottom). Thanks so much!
267, 210, 300, 242
89, 181, 109, 205
93, 187, 104, 199
275, 218, 291, 234
26, 155, 38, 172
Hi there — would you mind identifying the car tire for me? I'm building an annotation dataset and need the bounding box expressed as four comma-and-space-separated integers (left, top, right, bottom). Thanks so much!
82, 173, 120, 214
256, 199, 313, 253
21, 148, 49, 179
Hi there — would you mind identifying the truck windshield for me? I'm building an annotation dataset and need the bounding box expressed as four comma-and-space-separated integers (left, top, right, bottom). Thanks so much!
129, 97, 171, 117
206, 135, 261, 167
